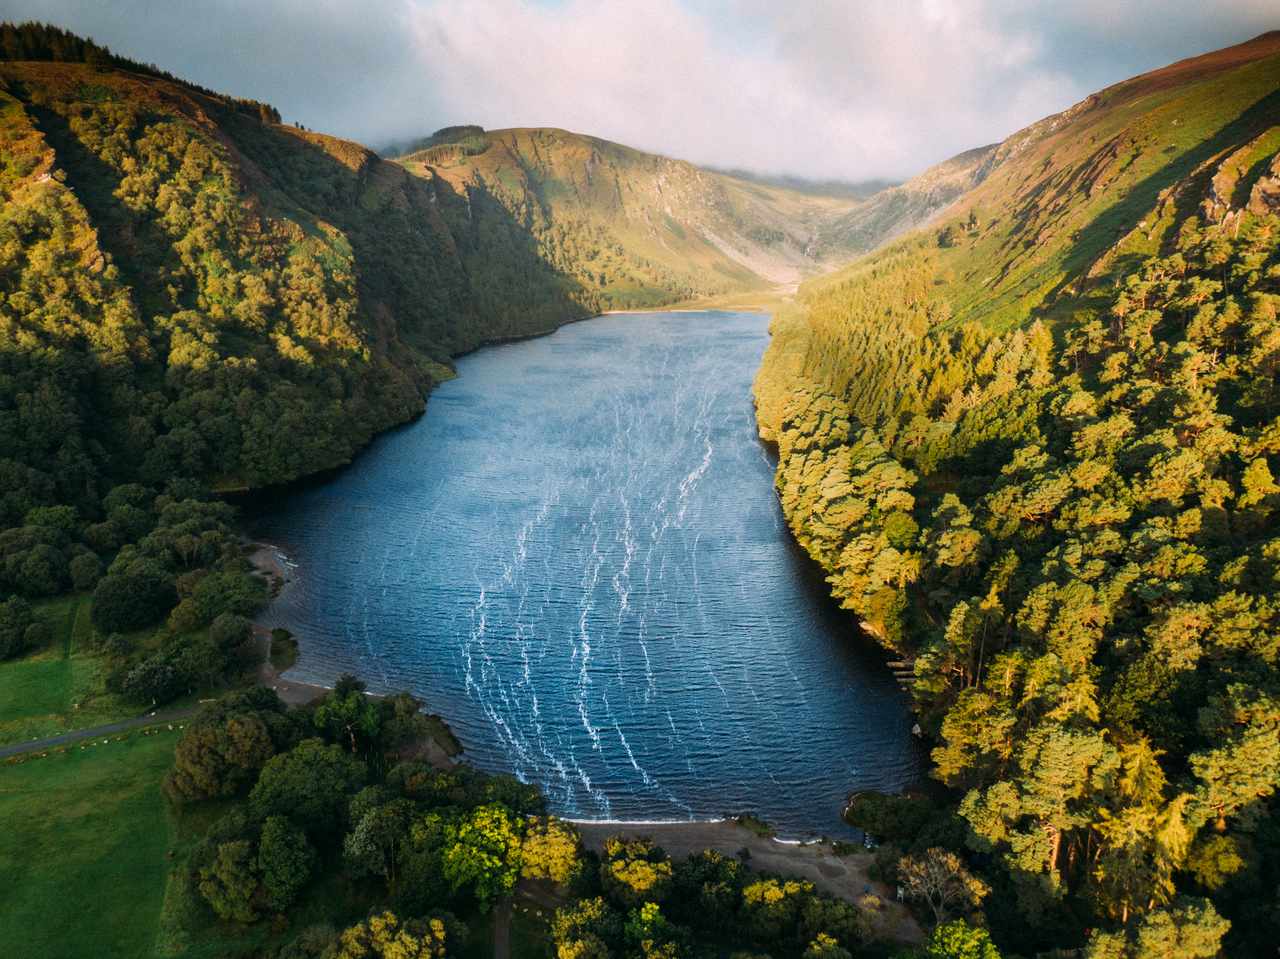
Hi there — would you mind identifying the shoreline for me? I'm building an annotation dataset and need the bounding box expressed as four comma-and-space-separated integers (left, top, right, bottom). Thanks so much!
573, 818, 923, 944
244, 542, 464, 773
247, 542, 332, 707
241, 541, 920, 943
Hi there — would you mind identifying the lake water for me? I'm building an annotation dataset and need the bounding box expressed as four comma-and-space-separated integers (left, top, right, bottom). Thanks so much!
246, 311, 921, 836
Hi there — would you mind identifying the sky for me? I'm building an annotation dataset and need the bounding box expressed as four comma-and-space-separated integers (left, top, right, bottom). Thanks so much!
5, 0, 1277, 181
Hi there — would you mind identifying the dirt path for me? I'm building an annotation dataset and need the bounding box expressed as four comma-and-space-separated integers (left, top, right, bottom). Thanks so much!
493, 900, 512, 959
574, 820, 924, 945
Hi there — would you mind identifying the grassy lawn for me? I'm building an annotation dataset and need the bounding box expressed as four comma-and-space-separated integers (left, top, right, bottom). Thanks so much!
0, 593, 139, 746
0, 728, 179, 958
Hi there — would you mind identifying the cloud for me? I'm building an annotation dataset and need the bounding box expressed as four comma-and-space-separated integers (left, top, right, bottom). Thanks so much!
5, 0, 1276, 180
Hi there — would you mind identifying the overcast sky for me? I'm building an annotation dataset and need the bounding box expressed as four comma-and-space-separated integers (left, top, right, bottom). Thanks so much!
5, 0, 1277, 181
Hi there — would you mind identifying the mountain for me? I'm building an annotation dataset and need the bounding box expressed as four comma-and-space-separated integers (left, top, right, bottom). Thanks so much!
755, 30, 1280, 955
397, 126, 997, 307
757, 30, 1280, 436
397, 126, 866, 304
815, 143, 996, 257
0, 25, 971, 530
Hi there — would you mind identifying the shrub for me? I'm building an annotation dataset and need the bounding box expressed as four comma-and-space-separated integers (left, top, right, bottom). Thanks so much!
0, 596, 35, 659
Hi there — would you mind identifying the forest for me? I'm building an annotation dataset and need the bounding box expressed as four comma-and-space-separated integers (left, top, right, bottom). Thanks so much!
756, 31, 1280, 959
134, 676, 917, 959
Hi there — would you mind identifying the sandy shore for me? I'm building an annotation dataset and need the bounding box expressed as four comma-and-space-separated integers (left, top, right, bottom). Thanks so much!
247, 543, 332, 706
574, 819, 923, 944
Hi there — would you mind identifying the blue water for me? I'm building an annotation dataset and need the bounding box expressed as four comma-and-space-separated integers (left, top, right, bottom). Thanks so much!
247, 311, 920, 836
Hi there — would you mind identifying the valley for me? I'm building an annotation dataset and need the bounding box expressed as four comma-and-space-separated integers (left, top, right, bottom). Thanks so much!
1, 17, 1279, 959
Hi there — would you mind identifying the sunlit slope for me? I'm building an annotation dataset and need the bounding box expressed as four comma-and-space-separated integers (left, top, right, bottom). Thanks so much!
756, 30, 1280, 435
399, 125, 988, 308
750, 34, 1280, 954
399, 127, 849, 306
0, 60, 590, 498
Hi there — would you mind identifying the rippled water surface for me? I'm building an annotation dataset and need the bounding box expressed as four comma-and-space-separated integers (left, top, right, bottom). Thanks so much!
247, 311, 920, 835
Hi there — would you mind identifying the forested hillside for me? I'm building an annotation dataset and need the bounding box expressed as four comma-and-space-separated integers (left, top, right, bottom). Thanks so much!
756, 31, 1280, 956
0, 25, 610, 695
0, 21, 971, 674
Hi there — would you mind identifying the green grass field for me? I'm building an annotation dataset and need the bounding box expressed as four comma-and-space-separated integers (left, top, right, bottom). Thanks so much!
0, 594, 137, 746
0, 729, 179, 958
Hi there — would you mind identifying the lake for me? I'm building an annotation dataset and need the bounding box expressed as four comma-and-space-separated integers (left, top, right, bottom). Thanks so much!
246, 310, 921, 836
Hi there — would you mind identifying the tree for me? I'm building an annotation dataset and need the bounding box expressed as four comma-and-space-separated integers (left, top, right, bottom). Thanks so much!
669, 849, 743, 932
897, 849, 989, 926
314, 674, 383, 755
441, 803, 523, 906
344, 795, 416, 884
121, 657, 184, 705
68, 552, 101, 590
0, 597, 35, 660
91, 566, 176, 632
911, 920, 1002, 959
209, 612, 252, 650
521, 816, 582, 885
552, 897, 623, 959
624, 901, 683, 959
258, 815, 316, 911
198, 839, 260, 924
19, 543, 68, 596
392, 812, 454, 915
740, 875, 818, 945
330, 911, 460, 959
805, 932, 853, 959
249, 739, 366, 833
600, 837, 674, 909
166, 688, 294, 801
1084, 898, 1229, 958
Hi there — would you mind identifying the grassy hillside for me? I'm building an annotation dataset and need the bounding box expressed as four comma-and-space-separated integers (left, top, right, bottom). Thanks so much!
399, 125, 989, 309
756, 30, 1280, 956
398, 126, 861, 306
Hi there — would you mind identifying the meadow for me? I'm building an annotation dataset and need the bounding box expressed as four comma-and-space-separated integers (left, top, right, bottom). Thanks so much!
0, 729, 178, 958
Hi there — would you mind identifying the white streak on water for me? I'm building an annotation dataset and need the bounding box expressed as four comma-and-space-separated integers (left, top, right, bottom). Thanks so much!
249, 312, 921, 837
